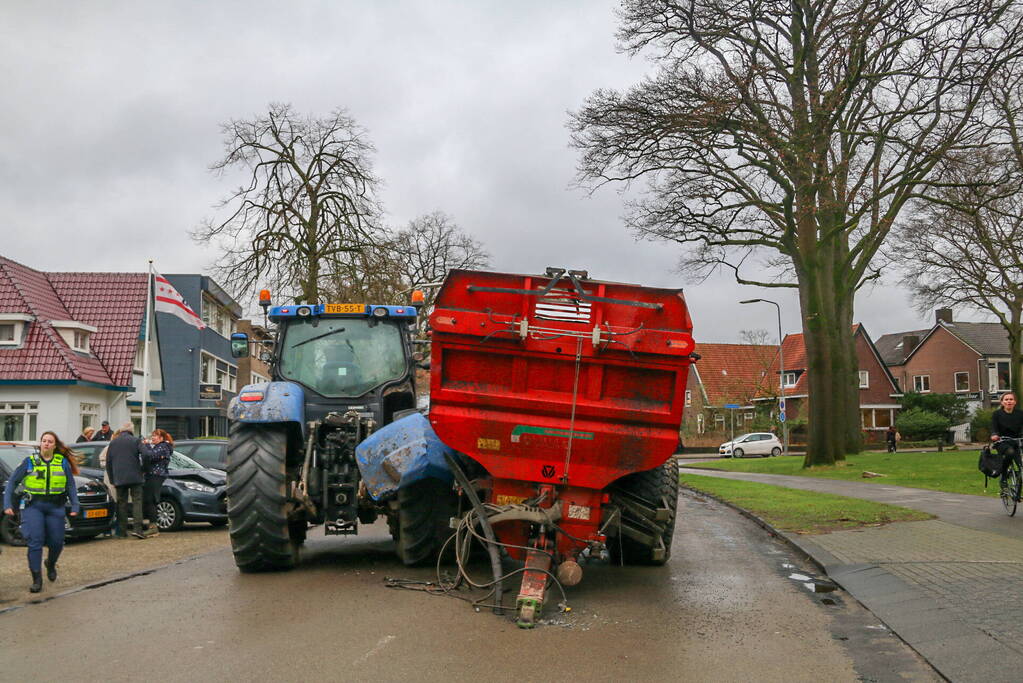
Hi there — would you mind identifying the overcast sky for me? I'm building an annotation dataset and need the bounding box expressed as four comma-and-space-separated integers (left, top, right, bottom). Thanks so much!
0, 1, 976, 343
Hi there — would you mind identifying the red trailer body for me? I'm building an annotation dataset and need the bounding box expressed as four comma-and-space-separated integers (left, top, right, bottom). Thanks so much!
429, 269, 696, 585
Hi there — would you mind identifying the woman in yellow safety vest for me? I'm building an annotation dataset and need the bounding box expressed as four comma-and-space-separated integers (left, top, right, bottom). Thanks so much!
3, 431, 80, 593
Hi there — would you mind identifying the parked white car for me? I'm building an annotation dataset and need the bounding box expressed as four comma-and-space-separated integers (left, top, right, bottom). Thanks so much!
718, 432, 783, 458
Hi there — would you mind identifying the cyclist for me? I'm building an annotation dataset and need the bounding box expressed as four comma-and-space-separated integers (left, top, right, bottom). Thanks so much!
991, 392, 1023, 478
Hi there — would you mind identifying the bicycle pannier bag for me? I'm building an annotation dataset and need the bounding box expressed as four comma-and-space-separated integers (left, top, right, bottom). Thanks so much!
979, 446, 1004, 479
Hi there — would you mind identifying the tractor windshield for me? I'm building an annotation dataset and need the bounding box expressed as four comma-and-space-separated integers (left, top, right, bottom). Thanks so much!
278, 318, 408, 398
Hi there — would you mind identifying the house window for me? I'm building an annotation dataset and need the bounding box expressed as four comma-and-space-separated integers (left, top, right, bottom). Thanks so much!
697, 414, 705, 434
72, 329, 90, 352
913, 375, 930, 392
858, 370, 869, 388
80, 403, 100, 432
200, 415, 229, 438
954, 372, 970, 392
782, 372, 797, 388
201, 352, 238, 393
0, 323, 16, 344
860, 408, 892, 430
991, 361, 1011, 392
0, 402, 38, 441
250, 372, 269, 385
714, 414, 725, 430
744, 412, 754, 422
202, 293, 236, 339
685, 390, 692, 407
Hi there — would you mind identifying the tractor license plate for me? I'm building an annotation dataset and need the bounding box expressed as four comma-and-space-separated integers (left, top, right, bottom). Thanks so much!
324, 303, 365, 314
85, 508, 108, 519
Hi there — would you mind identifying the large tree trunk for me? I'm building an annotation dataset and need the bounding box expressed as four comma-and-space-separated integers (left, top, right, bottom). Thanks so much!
1010, 305, 1022, 402
796, 246, 860, 466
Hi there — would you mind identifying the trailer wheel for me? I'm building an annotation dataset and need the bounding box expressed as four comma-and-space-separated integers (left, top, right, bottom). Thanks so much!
396, 477, 457, 567
608, 457, 679, 566
226, 423, 299, 572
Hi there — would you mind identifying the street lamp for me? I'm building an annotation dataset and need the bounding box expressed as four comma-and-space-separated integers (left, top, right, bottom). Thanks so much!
740, 298, 787, 456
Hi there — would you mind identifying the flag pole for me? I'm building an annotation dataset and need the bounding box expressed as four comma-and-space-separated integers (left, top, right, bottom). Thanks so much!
141, 260, 154, 436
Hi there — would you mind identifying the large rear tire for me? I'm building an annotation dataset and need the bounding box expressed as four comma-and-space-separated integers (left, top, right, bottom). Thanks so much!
396, 477, 457, 567
226, 423, 299, 572
608, 458, 679, 566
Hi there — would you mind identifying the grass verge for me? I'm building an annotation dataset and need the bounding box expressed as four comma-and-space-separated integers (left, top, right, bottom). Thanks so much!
687, 450, 997, 497
680, 473, 933, 534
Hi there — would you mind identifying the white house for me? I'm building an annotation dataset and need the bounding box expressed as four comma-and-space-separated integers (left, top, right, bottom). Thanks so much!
0, 255, 163, 442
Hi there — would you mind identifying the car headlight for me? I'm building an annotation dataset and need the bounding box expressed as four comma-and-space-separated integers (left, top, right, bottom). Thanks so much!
181, 480, 215, 493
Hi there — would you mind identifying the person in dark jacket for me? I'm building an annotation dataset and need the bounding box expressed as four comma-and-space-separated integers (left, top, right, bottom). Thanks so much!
3, 431, 80, 592
991, 392, 1023, 480
138, 429, 173, 537
91, 421, 113, 441
105, 423, 146, 539
76, 426, 95, 443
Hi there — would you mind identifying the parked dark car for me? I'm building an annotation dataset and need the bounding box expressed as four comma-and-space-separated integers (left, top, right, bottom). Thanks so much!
174, 439, 228, 470
0, 443, 115, 545
72, 442, 228, 532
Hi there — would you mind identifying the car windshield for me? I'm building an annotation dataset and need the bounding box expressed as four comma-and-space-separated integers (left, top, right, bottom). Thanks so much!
0, 446, 36, 471
170, 451, 204, 470
278, 318, 408, 397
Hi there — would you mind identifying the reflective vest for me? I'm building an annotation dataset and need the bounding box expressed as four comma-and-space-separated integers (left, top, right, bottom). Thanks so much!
23, 453, 67, 496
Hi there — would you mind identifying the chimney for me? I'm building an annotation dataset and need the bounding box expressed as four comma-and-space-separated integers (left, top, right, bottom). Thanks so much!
935, 308, 953, 324
902, 335, 920, 356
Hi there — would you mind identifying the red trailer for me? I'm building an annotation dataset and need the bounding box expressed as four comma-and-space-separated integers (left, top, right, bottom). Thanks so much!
428, 267, 697, 626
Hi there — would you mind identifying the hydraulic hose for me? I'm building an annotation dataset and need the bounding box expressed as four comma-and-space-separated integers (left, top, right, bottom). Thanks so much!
443, 452, 504, 613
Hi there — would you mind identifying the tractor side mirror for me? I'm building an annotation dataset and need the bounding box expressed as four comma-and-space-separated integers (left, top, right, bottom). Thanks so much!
230, 333, 250, 358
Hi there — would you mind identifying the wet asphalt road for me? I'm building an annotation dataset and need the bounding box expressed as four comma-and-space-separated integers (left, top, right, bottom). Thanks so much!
0, 492, 938, 682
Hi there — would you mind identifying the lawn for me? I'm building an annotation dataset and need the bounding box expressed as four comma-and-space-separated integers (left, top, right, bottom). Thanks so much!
687, 450, 997, 497
680, 473, 933, 534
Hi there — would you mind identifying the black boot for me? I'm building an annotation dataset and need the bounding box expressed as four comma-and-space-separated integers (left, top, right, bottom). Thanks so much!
30, 570, 43, 593
44, 557, 57, 582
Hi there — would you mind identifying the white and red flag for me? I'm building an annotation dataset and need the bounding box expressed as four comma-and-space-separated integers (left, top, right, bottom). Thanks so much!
153, 270, 206, 330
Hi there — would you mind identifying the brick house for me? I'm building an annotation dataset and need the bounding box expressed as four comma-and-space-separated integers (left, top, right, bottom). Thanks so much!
877, 308, 1013, 413
0, 255, 164, 441
765, 325, 901, 442
235, 319, 272, 387
681, 342, 780, 447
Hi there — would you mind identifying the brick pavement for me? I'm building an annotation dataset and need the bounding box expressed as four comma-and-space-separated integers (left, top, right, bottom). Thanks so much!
680, 467, 1023, 682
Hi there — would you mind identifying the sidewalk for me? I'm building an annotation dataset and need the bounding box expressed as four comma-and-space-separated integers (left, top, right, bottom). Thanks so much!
680, 467, 1023, 682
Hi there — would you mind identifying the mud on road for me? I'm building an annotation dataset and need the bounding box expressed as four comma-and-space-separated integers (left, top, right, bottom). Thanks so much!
0, 524, 228, 609
0, 492, 940, 682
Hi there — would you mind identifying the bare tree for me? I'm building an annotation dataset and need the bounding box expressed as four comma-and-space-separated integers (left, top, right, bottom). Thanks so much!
897, 73, 1023, 398
194, 103, 385, 304
570, 0, 1023, 465
394, 212, 489, 304
326, 211, 489, 330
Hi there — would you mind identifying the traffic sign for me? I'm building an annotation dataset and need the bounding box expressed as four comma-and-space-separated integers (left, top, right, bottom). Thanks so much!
724, 403, 740, 409
779, 411, 786, 423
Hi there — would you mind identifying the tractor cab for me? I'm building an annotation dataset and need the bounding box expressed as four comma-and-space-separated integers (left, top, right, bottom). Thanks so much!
230, 300, 420, 427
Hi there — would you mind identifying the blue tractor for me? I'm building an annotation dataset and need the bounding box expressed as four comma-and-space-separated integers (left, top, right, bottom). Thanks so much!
226, 294, 455, 572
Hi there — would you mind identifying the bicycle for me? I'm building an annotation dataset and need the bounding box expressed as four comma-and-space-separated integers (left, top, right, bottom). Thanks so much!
995, 437, 1022, 517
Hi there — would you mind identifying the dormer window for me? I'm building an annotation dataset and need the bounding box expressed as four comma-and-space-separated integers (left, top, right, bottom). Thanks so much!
0, 314, 34, 346
51, 320, 98, 354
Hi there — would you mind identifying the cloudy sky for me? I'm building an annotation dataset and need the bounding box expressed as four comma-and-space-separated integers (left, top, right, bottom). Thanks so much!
0, 1, 970, 342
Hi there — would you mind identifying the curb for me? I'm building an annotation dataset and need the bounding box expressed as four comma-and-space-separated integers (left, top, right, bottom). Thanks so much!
678, 485, 834, 575
0, 547, 229, 617
679, 483, 993, 682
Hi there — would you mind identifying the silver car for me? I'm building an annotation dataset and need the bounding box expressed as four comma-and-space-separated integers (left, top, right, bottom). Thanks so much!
718, 432, 783, 458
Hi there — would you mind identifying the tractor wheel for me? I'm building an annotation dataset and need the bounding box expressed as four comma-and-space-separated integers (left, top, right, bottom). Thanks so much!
226, 423, 299, 572
396, 477, 457, 567
608, 457, 679, 566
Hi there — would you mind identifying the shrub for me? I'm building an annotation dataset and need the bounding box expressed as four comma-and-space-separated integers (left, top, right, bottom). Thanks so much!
971, 408, 995, 442
900, 392, 969, 424
895, 408, 951, 441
